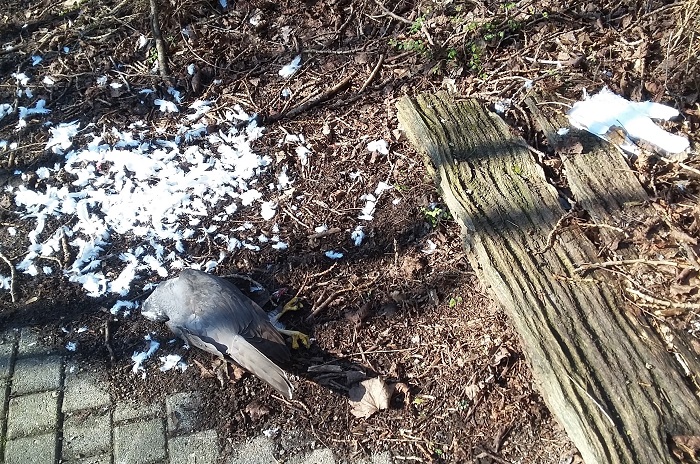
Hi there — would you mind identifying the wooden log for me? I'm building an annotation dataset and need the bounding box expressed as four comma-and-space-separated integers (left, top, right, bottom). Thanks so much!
396, 92, 700, 464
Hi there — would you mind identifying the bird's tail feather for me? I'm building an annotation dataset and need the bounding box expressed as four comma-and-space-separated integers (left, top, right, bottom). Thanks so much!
229, 336, 294, 400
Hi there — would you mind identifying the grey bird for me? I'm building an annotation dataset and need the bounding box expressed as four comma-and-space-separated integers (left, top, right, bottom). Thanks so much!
141, 269, 294, 399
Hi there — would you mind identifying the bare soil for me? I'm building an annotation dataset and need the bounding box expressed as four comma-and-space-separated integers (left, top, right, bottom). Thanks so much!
0, 0, 698, 462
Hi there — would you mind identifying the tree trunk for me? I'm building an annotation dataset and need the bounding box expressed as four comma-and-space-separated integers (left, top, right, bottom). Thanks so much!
396, 92, 700, 464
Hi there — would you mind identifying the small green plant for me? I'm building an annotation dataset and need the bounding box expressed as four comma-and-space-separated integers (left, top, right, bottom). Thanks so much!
446, 47, 458, 61
448, 296, 463, 308
409, 15, 425, 35
422, 204, 451, 227
389, 37, 427, 55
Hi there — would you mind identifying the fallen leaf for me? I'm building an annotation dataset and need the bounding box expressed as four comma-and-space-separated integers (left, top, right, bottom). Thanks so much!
349, 377, 395, 418
671, 435, 700, 461
245, 400, 270, 421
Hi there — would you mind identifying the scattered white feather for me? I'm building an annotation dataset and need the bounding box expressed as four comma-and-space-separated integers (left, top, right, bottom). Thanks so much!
36, 167, 51, 179
13, 73, 30, 86
278, 55, 302, 78
568, 87, 689, 153
421, 239, 437, 254
65, 341, 78, 351
168, 87, 183, 104
375, 182, 392, 196
0, 103, 13, 121
96, 76, 108, 86
43, 76, 55, 86
494, 99, 511, 114
187, 64, 196, 76
315, 225, 328, 233
31, 55, 42, 66
132, 338, 160, 376
351, 226, 365, 246
154, 99, 179, 113
159, 354, 187, 372
366, 139, 389, 155
260, 201, 276, 220
45, 121, 79, 154
111, 300, 138, 315
325, 250, 344, 259
137, 35, 148, 49
272, 241, 288, 250
18, 99, 50, 127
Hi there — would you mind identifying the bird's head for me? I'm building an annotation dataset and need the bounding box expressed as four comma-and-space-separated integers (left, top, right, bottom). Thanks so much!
141, 297, 170, 322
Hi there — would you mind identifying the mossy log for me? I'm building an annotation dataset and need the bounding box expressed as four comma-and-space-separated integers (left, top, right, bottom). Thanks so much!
397, 92, 700, 464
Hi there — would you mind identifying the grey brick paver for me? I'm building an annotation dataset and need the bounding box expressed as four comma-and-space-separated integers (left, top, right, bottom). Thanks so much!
6, 390, 59, 438
0, 338, 14, 379
17, 328, 50, 357
114, 417, 166, 464
4, 432, 56, 464
166, 391, 202, 435
11, 355, 62, 395
63, 362, 111, 413
0, 380, 7, 420
62, 410, 111, 460
65, 454, 112, 464
114, 399, 162, 423
168, 429, 219, 464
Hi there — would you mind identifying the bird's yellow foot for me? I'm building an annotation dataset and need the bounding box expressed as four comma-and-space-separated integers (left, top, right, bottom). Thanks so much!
278, 328, 310, 349
270, 297, 302, 324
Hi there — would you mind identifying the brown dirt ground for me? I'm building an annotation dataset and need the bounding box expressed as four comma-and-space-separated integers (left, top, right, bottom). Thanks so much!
1, 0, 699, 462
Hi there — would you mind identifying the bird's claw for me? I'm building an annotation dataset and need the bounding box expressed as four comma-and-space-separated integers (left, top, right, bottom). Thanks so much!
281, 297, 302, 315
279, 329, 310, 349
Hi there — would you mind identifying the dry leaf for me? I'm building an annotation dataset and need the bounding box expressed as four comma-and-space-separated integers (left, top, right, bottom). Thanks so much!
671, 435, 700, 461
245, 400, 270, 421
348, 377, 395, 418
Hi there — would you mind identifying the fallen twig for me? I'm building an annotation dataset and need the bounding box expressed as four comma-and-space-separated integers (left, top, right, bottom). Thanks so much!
575, 258, 688, 274
626, 287, 700, 312
149, 0, 170, 82
307, 227, 342, 240
0, 250, 16, 303
373, 0, 413, 24
104, 320, 115, 364
265, 73, 355, 124
358, 54, 384, 94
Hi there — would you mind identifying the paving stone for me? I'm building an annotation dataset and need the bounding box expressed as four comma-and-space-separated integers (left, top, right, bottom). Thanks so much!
62, 410, 111, 460
11, 355, 63, 395
63, 362, 111, 413
4, 432, 56, 464
17, 328, 51, 357
114, 417, 166, 464
0, 380, 7, 419
6, 390, 59, 439
64, 454, 111, 464
0, 337, 14, 379
168, 429, 219, 464
166, 391, 202, 435
113, 399, 162, 423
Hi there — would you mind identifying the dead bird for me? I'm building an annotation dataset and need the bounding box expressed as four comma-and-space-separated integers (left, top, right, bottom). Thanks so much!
141, 269, 295, 399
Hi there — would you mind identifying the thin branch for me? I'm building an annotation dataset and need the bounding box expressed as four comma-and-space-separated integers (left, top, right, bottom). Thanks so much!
358, 54, 384, 94
265, 73, 355, 124
575, 258, 689, 274
626, 287, 700, 311
149, 0, 170, 82
0, 250, 16, 303
373, 0, 413, 24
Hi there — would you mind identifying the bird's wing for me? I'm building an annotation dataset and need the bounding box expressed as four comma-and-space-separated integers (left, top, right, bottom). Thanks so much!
177, 270, 291, 365
166, 270, 293, 398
